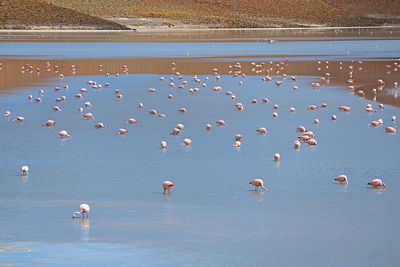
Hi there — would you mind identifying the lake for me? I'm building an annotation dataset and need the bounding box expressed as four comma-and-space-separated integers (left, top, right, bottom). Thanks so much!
0, 28, 400, 266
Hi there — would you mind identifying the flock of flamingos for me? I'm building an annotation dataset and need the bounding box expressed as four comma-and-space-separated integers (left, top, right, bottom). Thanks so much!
3, 58, 398, 218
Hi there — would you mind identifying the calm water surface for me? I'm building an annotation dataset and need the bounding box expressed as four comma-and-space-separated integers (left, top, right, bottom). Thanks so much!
0, 29, 400, 266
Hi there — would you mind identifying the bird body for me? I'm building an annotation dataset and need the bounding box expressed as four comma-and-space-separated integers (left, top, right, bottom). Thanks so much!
72, 204, 90, 218
59, 130, 71, 138
367, 179, 385, 188
21, 165, 29, 175
334, 175, 348, 184
163, 181, 175, 194
249, 179, 267, 191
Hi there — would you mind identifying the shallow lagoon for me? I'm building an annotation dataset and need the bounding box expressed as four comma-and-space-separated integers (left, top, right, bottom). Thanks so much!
0, 29, 400, 266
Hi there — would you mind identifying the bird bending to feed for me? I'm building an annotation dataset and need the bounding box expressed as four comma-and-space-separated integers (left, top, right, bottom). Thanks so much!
59, 130, 71, 138
118, 129, 128, 135
52, 106, 61, 111
294, 140, 301, 149
163, 181, 174, 194
334, 175, 348, 184
21, 165, 29, 175
181, 138, 192, 146
385, 126, 397, 133
161, 141, 168, 149
12, 117, 25, 122
42, 120, 55, 126
256, 127, 268, 134
94, 123, 106, 128
367, 179, 386, 188
249, 179, 267, 191
274, 153, 280, 161
72, 204, 90, 218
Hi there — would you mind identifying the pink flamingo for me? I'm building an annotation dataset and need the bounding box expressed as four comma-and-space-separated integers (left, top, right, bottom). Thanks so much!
161, 141, 168, 149
249, 179, 267, 191
274, 153, 280, 161
42, 120, 56, 126
216, 120, 226, 126
12, 117, 25, 122
334, 175, 348, 184
94, 123, 106, 128
163, 181, 175, 194
127, 118, 138, 124
118, 129, 128, 135
83, 113, 94, 120
256, 128, 268, 134
72, 204, 90, 218
385, 126, 397, 133
4, 111, 10, 117
306, 139, 317, 145
294, 140, 301, 149
59, 130, 71, 138
181, 138, 192, 146
367, 179, 386, 188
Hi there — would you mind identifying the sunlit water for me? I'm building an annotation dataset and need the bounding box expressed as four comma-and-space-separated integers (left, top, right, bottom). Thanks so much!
1, 30, 400, 266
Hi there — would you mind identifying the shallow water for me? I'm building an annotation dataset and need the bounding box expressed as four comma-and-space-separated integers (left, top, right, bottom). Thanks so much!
1, 29, 400, 266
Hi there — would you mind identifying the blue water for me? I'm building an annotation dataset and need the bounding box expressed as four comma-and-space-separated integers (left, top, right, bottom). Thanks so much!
1, 31, 400, 266
1, 39, 400, 60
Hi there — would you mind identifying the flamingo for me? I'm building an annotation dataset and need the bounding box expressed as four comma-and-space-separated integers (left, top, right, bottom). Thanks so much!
53, 106, 62, 112
249, 179, 267, 191
59, 130, 71, 138
181, 138, 192, 146
274, 153, 280, 161
216, 120, 226, 126
178, 108, 186, 113
294, 140, 301, 149
206, 124, 212, 130
118, 129, 128, 135
385, 126, 397, 133
256, 128, 268, 134
306, 139, 317, 145
83, 113, 94, 120
334, 175, 348, 184
367, 179, 386, 188
127, 118, 138, 124
163, 181, 175, 194
297, 126, 306, 132
12, 117, 24, 122
171, 128, 181, 135
94, 123, 106, 128
72, 204, 90, 218
4, 111, 10, 117
161, 141, 168, 149
232, 141, 241, 148
42, 120, 56, 126
21, 165, 29, 175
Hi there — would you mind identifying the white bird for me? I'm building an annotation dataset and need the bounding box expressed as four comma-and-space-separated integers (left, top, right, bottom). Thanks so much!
72, 204, 90, 218
21, 165, 29, 175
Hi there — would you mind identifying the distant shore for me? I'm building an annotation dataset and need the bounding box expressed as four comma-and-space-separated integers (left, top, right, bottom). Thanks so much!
0, 25, 399, 33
